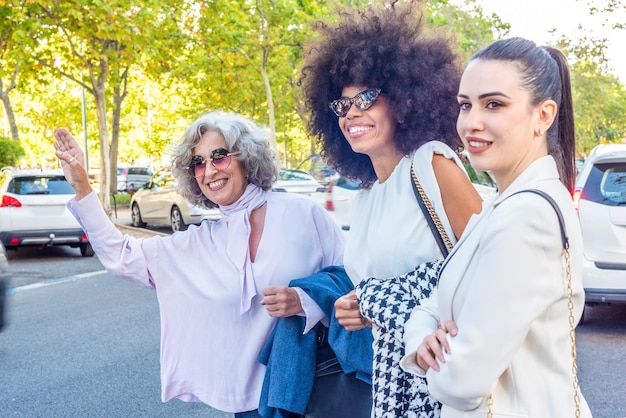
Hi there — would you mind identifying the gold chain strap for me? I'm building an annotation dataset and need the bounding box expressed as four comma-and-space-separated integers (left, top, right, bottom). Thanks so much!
565, 246, 582, 417
486, 394, 493, 418
487, 245, 581, 417
410, 163, 453, 251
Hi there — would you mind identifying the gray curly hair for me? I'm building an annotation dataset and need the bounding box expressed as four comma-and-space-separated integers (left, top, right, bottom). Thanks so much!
171, 111, 280, 209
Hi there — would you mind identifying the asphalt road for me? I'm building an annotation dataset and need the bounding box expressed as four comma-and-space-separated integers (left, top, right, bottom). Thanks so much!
2, 265, 231, 418
1, 216, 625, 417
576, 303, 626, 418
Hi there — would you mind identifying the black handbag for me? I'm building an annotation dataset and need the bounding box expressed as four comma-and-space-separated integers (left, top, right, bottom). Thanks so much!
305, 327, 372, 418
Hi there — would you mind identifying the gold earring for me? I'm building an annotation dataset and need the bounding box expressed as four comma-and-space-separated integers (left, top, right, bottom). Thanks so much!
534, 128, 542, 137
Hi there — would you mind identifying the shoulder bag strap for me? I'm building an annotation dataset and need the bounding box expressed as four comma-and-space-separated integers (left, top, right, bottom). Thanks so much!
487, 189, 580, 417
410, 161, 453, 257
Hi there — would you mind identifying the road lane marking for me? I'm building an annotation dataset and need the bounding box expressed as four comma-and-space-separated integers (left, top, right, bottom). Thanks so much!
6, 270, 108, 294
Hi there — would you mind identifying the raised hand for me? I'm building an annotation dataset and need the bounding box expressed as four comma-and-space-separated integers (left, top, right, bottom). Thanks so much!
53, 128, 92, 200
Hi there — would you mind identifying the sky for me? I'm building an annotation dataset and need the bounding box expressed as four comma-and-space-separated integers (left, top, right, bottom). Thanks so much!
467, 0, 626, 83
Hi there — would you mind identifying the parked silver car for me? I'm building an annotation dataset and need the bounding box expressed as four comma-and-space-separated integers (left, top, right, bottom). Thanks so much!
129, 171, 220, 233
117, 165, 153, 194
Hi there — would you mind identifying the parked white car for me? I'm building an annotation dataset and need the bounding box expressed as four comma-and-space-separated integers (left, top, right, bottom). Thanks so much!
574, 143, 626, 313
272, 169, 326, 196
130, 171, 220, 233
463, 163, 498, 201
0, 240, 8, 332
318, 165, 497, 232
319, 177, 361, 231
0, 168, 94, 256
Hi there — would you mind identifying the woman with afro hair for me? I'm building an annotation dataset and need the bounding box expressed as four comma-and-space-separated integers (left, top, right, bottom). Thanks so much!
298, 2, 483, 417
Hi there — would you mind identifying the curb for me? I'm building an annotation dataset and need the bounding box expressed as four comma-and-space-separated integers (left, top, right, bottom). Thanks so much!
115, 224, 169, 239
108, 206, 169, 238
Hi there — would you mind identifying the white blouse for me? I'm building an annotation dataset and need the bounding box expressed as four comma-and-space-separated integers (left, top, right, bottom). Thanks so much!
344, 141, 463, 285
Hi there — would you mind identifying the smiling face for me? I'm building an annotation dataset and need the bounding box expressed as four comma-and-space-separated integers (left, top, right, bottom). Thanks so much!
338, 86, 400, 169
456, 59, 554, 192
193, 130, 247, 206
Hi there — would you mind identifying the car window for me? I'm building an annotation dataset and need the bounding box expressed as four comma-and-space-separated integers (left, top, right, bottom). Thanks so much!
129, 167, 152, 176
583, 162, 626, 205
149, 173, 175, 188
8, 177, 75, 195
278, 170, 315, 181
336, 177, 361, 190
295, 154, 338, 184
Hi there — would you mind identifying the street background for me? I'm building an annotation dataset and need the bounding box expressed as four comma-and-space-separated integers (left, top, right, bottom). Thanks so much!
1, 212, 625, 418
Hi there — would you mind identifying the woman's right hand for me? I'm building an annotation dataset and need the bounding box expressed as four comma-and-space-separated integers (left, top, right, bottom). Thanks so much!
334, 290, 371, 331
53, 128, 92, 200
415, 320, 458, 372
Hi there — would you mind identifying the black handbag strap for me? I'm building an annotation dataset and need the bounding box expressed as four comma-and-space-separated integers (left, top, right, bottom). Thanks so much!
510, 189, 568, 249
410, 162, 452, 257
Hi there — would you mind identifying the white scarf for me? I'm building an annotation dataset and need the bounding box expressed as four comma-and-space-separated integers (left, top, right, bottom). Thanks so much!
219, 183, 268, 314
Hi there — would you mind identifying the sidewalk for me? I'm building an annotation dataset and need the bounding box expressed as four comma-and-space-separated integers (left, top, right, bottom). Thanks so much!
110, 204, 132, 225
109, 204, 168, 238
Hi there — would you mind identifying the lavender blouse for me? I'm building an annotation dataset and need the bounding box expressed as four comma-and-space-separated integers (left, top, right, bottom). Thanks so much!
68, 190, 344, 413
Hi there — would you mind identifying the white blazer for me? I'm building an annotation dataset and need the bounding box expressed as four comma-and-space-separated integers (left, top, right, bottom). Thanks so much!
401, 156, 593, 418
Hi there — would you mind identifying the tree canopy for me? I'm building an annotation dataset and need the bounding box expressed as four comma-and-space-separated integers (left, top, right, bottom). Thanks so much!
1, 0, 624, 195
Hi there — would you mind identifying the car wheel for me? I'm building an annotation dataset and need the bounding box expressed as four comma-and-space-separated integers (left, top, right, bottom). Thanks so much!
131, 203, 147, 228
80, 243, 95, 257
170, 206, 188, 232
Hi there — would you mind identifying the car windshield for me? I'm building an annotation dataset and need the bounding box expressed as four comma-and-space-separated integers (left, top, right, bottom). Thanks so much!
584, 162, 626, 205
149, 172, 175, 188
278, 170, 314, 181
8, 177, 75, 195
600, 165, 626, 203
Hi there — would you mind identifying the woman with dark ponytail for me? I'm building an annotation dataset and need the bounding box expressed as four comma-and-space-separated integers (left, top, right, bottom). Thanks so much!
401, 37, 593, 417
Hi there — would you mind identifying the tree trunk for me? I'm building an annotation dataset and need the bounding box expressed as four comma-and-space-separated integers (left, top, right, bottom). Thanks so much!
110, 89, 121, 194
0, 65, 20, 142
261, 47, 277, 151
0, 93, 19, 142
109, 68, 128, 194
93, 86, 111, 213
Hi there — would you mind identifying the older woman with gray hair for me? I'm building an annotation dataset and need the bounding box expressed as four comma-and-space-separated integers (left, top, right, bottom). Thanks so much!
53, 111, 345, 417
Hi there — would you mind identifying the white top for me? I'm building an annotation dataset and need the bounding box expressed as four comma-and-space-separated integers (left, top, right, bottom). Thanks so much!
68, 191, 344, 413
401, 156, 592, 417
344, 141, 462, 285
